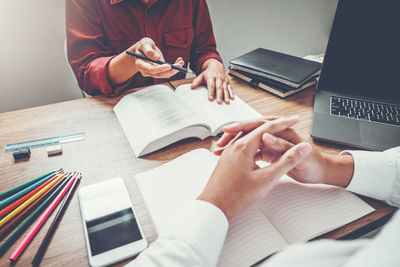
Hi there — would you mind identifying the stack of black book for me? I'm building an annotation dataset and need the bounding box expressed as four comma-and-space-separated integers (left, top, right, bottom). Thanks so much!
229, 48, 322, 98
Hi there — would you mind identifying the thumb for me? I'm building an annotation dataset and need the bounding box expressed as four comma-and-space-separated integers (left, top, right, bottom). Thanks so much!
191, 73, 204, 88
256, 142, 312, 180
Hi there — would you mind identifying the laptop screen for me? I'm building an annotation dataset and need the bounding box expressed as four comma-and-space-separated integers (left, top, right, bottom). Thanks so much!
318, 0, 400, 102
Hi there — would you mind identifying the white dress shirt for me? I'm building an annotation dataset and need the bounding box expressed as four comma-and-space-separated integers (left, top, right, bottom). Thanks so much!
128, 147, 400, 267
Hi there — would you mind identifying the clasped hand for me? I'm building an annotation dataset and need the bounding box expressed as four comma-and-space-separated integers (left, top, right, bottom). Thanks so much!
198, 116, 313, 221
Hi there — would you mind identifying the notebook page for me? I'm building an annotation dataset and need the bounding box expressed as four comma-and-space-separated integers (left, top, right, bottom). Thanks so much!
218, 206, 288, 267
174, 84, 261, 134
136, 149, 287, 267
135, 149, 217, 234
114, 85, 205, 155
256, 176, 375, 243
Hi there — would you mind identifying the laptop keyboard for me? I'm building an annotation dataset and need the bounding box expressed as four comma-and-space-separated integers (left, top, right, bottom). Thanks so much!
330, 96, 400, 126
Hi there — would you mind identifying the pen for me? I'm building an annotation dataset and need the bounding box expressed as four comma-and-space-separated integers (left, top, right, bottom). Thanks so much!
126, 50, 193, 74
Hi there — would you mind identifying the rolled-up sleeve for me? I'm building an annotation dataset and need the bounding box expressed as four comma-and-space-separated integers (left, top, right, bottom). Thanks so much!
65, 0, 133, 96
190, 0, 223, 74
344, 146, 400, 207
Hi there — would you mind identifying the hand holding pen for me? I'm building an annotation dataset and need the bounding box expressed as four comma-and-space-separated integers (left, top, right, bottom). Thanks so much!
126, 38, 190, 78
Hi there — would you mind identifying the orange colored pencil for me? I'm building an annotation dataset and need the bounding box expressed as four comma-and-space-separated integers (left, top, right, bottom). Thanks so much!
0, 173, 59, 219
9, 175, 78, 262
0, 177, 67, 239
0, 172, 68, 228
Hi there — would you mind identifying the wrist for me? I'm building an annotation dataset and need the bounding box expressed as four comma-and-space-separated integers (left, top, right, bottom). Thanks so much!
201, 58, 222, 72
108, 45, 139, 86
197, 191, 235, 221
322, 153, 354, 188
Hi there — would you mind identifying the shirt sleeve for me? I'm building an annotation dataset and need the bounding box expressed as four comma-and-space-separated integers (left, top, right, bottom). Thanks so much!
189, 0, 223, 74
127, 200, 229, 267
65, 0, 134, 96
344, 146, 400, 207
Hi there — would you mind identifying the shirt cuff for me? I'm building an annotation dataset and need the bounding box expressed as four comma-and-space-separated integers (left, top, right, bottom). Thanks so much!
343, 150, 397, 202
194, 52, 223, 74
162, 200, 229, 266
86, 56, 134, 97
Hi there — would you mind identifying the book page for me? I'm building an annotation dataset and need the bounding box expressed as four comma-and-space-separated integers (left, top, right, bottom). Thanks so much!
114, 85, 209, 156
174, 84, 261, 135
256, 176, 375, 243
136, 149, 288, 267
218, 206, 288, 267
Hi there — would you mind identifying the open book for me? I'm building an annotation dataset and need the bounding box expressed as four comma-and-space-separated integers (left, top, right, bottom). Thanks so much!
136, 149, 375, 267
113, 84, 261, 157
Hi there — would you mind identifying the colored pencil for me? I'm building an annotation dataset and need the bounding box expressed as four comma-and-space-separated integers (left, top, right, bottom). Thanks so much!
0, 176, 67, 241
0, 173, 59, 219
126, 50, 193, 74
0, 169, 62, 200
9, 174, 78, 262
0, 173, 72, 257
0, 172, 67, 228
32, 173, 81, 266
0, 170, 62, 210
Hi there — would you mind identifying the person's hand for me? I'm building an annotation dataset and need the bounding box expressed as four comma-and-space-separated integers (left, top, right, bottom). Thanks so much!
215, 116, 354, 187
191, 58, 234, 104
260, 128, 354, 187
130, 37, 184, 79
214, 116, 281, 154
197, 117, 312, 221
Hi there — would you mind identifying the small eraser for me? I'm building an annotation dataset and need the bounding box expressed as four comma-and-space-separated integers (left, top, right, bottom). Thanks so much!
13, 148, 31, 160
47, 145, 62, 156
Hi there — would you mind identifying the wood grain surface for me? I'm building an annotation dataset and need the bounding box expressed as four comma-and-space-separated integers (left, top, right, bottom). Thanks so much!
0, 76, 396, 266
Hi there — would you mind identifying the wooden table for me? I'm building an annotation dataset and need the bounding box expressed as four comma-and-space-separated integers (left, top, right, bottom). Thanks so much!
0, 76, 396, 266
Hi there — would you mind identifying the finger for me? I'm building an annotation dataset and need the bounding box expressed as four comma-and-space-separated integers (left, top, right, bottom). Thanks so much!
191, 73, 204, 89
228, 84, 235, 100
275, 127, 303, 144
215, 78, 223, 104
222, 116, 280, 134
152, 68, 179, 78
136, 59, 171, 74
215, 132, 235, 147
222, 80, 230, 104
238, 116, 300, 156
206, 76, 215, 101
214, 131, 243, 155
256, 142, 312, 180
262, 132, 295, 155
140, 41, 160, 60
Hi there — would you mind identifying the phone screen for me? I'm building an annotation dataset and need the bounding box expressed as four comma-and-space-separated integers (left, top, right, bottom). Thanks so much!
86, 208, 142, 256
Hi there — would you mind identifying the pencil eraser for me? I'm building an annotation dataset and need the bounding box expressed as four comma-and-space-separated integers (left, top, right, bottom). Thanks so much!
13, 148, 31, 160
47, 145, 62, 156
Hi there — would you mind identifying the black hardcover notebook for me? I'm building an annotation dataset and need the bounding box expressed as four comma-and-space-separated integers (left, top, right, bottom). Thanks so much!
230, 48, 321, 88
228, 68, 317, 98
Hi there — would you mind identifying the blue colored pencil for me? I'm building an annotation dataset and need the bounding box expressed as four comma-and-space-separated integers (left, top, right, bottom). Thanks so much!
0, 172, 59, 210
0, 173, 73, 257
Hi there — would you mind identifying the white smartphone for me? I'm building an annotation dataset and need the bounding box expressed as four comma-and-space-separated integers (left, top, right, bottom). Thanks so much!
78, 177, 147, 267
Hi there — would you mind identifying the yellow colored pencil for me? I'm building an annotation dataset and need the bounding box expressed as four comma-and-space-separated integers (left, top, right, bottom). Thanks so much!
0, 172, 68, 228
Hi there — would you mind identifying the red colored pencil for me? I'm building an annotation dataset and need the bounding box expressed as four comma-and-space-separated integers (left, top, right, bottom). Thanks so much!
9, 174, 77, 262
0, 173, 59, 219
0, 176, 67, 240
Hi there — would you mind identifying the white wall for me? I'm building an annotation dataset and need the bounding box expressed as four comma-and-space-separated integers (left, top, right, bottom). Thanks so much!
0, 0, 338, 113
208, 0, 338, 64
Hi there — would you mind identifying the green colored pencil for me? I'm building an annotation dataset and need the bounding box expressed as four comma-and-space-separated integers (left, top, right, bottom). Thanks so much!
0, 169, 62, 200
0, 172, 72, 257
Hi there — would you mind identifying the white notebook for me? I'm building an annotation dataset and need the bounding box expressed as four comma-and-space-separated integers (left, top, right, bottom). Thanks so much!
113, 84, 261, 157
136, 149, 375, 267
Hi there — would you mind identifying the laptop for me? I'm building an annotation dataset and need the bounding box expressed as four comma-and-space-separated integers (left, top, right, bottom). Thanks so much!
311, 0, 400, 150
